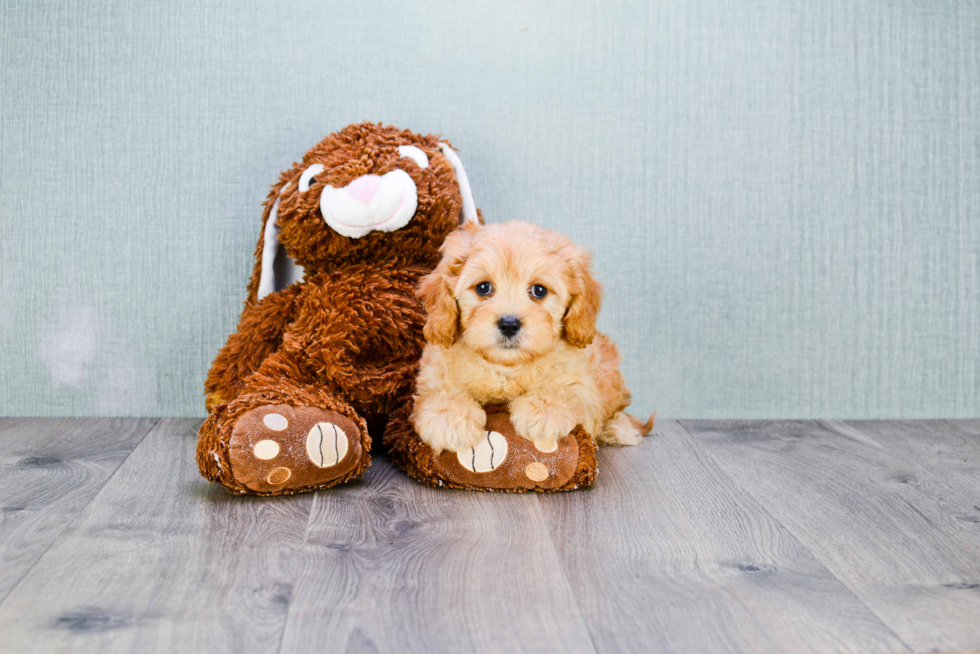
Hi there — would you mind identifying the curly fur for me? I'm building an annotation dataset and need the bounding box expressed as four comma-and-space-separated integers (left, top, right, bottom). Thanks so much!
410, 221, 654, 454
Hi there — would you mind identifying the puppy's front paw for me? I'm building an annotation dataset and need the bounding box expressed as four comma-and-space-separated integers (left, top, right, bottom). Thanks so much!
509, 396, 579, 448
412, 395, 487, 454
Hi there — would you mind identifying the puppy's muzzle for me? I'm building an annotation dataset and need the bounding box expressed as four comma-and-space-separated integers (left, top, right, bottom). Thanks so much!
497, 315, 522, 339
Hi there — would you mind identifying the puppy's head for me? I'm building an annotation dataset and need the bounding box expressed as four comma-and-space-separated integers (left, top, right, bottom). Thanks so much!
418, 221, 602, 364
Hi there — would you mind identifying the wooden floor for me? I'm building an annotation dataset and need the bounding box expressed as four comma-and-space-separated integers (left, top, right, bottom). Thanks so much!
0, 419, 977, 653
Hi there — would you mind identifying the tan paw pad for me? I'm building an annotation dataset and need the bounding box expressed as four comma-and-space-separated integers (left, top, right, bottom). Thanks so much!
534, 439, 558, 453
253, 440, 280, 460
263, 413, 288, 431
267, 467, 292, 485
525, 462, 549, 482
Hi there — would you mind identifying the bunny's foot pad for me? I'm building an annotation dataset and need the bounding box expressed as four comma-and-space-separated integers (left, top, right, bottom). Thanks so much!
198, 404, 368, 496
384, 403, 598, 492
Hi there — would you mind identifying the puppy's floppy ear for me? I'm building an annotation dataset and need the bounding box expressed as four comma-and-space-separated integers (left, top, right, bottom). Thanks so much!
562, 246, 603, 348
418, 223, 478, 346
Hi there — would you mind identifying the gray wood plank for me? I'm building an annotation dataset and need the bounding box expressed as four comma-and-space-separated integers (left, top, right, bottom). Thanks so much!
0, 418, 157, 605
538, 421, 907, 654
830, 420, 980, 535
683, 420, 980, 653
0, 419, 315, 654
956, 420, 980, 436
279, 455, 597, 654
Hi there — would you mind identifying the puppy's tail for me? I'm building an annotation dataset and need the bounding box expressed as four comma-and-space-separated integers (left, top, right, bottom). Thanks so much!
628, 412, 656, 436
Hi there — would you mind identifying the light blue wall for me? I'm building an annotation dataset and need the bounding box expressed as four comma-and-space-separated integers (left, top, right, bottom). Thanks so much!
1, 0, 977, 418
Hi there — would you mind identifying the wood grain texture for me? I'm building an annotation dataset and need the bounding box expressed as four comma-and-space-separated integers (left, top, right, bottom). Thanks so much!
279, 456, 596, 654
0, 417, 157, 605
0, 419, 315, 654
540, 421, 907, 654
1, 418, 976, 653
683, 419, 980, 653
957, 420, 980, 436
830, 421, 980, 534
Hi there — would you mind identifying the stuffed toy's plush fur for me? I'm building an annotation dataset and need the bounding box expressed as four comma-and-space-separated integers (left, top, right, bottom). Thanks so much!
197, 123, 480, 495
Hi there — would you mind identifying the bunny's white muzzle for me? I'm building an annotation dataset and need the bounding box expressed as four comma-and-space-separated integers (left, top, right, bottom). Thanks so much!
320, 170, 418, 239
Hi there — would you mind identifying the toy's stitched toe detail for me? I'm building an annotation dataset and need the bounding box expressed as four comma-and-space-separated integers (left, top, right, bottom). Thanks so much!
263, 413, 288, 431
267, 467, 291, 484
456, 431, 508, 473
534, 439, 558, 453
253, 440, 280, 459
306, 422, 349, 468
525, 462, 549, 482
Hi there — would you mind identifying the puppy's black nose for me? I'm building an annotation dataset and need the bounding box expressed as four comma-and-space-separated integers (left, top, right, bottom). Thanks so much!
497, 315, 522, 338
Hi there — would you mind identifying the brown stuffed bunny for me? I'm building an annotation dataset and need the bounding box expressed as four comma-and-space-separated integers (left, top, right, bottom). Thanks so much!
197, 123, 480, 495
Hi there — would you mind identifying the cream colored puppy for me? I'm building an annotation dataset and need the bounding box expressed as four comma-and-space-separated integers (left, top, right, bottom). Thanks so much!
411, 220, 654, 454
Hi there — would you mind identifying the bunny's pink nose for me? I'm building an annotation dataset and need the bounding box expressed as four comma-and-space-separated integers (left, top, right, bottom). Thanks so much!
346, 175, 382, 204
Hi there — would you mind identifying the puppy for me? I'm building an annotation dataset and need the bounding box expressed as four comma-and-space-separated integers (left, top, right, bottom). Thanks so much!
411, 220, 654, 453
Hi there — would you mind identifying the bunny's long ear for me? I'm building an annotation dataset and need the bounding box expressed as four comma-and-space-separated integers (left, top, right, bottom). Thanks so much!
244, 181, 305, 305
439, 143, 479, 226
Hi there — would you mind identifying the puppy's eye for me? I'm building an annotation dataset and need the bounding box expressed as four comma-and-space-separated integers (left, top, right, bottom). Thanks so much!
475, 282, 494, 297
298, 163, 325, 193
530, 284, 548, 300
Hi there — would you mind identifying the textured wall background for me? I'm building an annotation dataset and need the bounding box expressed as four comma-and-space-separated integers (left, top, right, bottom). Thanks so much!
1, 0, 978, 418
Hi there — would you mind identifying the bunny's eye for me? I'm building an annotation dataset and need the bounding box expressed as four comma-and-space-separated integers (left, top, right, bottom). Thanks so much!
299, 163, 325, 193
397, 145, 429, 169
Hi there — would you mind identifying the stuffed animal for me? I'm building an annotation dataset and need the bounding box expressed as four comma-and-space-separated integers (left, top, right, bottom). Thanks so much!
196, 123, 480, 495
385, 403, 599, 492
